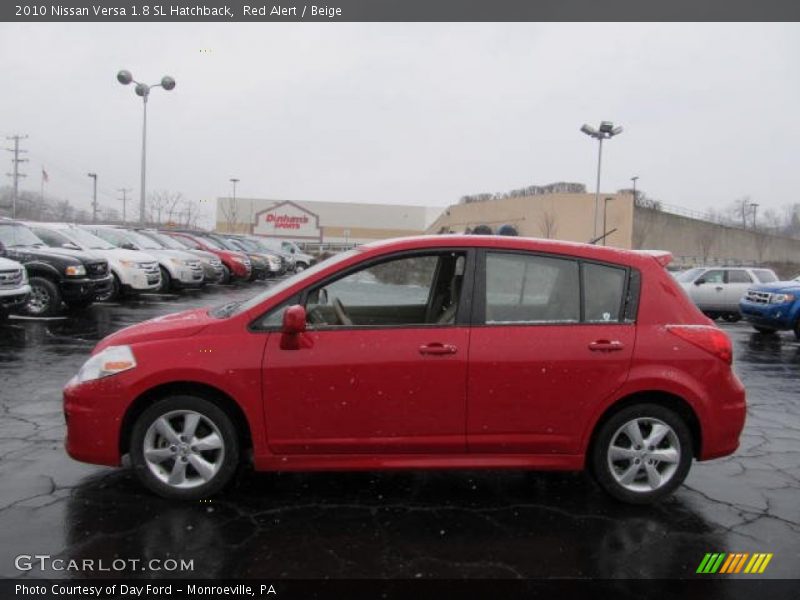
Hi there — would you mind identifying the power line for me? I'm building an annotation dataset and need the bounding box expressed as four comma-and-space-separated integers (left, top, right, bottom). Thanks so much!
5, 134, 29, 218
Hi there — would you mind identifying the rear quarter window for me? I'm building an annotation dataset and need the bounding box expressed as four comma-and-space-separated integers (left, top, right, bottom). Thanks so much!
583, 263, 627, 322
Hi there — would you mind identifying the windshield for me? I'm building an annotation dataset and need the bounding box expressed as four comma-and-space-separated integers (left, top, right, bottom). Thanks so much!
675, 268, 704, 282
0, 223, 45, 247
124, 230, 164, 250
196, 235, 223, 250
63, 227, 115, 250
207, 235, 238, 251
211, 250, 359, 318
146, 231, 189, 250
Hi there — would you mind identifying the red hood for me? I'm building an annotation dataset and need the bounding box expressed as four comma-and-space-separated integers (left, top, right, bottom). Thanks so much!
95, 308, 213, 352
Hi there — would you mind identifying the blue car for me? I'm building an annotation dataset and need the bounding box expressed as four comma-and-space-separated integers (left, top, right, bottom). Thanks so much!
739, 276, 800, 338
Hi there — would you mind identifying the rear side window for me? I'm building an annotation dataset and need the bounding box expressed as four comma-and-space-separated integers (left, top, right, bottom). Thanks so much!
583, 263, 627, 322
754, 269, 778, 283
701, 270, 725, 284
485, 253, 580, 323
727, 270, 752, 283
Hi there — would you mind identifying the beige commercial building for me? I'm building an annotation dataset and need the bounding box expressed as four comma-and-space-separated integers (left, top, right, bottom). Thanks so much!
216, 197, 442, 248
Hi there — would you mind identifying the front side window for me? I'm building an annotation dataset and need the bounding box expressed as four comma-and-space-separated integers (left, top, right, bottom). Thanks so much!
754, 269, 778, 283
305, 252, 465, 327
700, 270, 725, 284
485, 252, 579, 323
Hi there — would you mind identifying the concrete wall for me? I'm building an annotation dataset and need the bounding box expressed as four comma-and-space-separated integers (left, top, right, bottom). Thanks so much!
426, 192, 635, 248
633, 207, 800, 265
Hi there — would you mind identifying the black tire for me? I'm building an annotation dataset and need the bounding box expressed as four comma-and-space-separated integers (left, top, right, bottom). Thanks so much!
24, 276, 62, 317
295, 262, 307, 273
129, 395, 240, 500
64, 297, 94, 310
754, 326, 776, 334
793, 320, 800, 341
219, 264, 232, 285
703, 311, 720, 320
590, 403, 693, 504
158, 266, 172, 293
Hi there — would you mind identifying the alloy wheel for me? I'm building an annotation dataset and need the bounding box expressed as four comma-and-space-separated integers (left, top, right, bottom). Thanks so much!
26, 285, 51, 315
606, 417, 681, 493
143, 410, 225, 489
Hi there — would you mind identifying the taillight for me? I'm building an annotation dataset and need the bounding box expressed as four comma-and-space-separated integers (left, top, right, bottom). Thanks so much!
667, 325, 732, 364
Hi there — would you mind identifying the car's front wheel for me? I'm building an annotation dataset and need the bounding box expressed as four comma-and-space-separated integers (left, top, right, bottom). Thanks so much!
130, 396, 240, 500
591, 404, 693, 504
24, 276, 62, 317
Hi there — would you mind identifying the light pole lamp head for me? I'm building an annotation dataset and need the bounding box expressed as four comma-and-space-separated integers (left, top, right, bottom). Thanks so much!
135, 83, 150, 98
161, 76, 176, 91
599, 121, 615, 134
580, 124, 598, 137
117, 70, 133, 85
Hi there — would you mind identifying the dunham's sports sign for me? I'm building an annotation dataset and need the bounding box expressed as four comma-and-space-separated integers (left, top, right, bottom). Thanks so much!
253, 201, 322, 241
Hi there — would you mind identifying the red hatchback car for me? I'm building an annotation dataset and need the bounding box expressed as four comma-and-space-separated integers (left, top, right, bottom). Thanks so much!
162, 231, 251, 283
63, 236, 746, 503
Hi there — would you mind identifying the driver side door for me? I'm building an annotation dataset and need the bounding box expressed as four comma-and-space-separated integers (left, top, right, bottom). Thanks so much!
262, 250, 472, 454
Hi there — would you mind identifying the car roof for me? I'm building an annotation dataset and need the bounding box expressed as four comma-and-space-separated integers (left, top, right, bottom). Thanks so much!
361, 235, 668, 267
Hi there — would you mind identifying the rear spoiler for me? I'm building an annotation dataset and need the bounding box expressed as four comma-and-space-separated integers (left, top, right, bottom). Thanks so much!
634, 250, 673, 267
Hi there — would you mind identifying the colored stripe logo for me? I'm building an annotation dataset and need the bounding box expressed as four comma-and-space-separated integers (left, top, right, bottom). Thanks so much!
696, 553, 773, 574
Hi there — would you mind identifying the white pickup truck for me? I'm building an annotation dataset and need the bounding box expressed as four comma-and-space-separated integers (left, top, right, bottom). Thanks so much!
0, 244, 32, 321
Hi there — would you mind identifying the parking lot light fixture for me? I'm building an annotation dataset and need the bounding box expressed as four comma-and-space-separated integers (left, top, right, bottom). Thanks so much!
117, 70, 176, 225
581, 121, 623, 239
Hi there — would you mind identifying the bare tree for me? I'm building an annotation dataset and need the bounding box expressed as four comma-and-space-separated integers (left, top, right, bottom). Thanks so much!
696, 227, 719, 263
753, 231, 770, 262
218, 196, 239, 232
538, 211, 558, 238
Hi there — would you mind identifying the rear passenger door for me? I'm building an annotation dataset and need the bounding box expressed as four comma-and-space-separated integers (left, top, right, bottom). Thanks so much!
724, 269, 754, 307
467, 251, 636, 455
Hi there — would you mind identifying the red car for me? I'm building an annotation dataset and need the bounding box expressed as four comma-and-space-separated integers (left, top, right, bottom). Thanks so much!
63, 235, 746, 503
162, 231, 251, 283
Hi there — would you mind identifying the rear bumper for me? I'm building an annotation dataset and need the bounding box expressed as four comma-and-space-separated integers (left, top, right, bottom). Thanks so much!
699, 371, 747, 460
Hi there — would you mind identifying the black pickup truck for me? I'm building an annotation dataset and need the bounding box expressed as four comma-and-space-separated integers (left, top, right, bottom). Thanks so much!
0, 220, 112, 316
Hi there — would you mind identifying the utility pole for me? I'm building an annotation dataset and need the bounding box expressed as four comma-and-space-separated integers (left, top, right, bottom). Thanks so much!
631, 176, 639, 205
740, 197, 750, 229
117, 187, 132, 223
87, 173, 98, 222
5, 135, 29, 219
751, 203, 759, 230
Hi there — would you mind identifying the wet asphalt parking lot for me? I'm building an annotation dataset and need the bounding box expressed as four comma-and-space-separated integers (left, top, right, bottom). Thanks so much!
0, 280, 798, 581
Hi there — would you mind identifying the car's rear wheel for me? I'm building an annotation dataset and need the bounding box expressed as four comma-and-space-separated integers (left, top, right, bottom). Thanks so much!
130, 396, 239, 500
591, 404, 693, 504
754, 326, 776, 334
24, 276, 62, 317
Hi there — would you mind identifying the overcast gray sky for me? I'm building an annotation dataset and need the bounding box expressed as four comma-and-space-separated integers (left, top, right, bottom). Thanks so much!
1, 22, 799, 224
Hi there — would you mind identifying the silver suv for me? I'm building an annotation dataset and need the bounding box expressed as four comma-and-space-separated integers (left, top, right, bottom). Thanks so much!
676, 266, 779, 321
0, 247, 31, 322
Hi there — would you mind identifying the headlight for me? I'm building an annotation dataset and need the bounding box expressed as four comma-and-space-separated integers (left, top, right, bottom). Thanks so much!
770, 293, 795, 304
76, 345, 137, 383
170, 258, 192, 266
65, 265, 86, 277
119, 259, 136, 268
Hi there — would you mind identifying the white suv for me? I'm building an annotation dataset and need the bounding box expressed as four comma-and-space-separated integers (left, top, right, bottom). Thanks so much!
0, 250, 31, 321
27, 223, 161, 301
84, 226, 204, 292
676, 266, 779, 321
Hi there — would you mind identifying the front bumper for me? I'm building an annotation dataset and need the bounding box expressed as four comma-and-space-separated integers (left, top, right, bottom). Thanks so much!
174, 266, 205, 287
0, 284, 31, 310
739, 301, 795, 330
62, 275, 113, 301
63, 376, 125, 467
118, 268, 161, 291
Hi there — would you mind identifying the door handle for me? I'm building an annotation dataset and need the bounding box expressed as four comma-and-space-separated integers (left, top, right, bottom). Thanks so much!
419, 343, 458, 356
715, 286, 724, 291
588, 340, 625, 352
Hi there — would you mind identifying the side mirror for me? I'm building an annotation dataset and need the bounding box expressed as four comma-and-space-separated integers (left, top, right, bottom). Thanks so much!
121, 242, 137, 250
62, 242, 80, 250
694, 278, 705, 286
282, 305, 307, 334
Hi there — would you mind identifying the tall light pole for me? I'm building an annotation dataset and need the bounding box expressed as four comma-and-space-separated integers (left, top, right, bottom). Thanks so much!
117, 187, 132, 223
229, 178, 239, 232
87, 172, 98, 222
580, 121, 623, 239
117, 70, 176, 224
631, 175, 639, 205
751, 202, 759, 230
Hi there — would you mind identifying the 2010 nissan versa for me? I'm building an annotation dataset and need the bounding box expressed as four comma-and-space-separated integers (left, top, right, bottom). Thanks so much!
63, 235, 746, 504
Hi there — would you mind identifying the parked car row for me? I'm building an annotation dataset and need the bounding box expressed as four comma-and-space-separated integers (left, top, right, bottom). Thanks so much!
0, 217, 315, 317
675, 265, 800, 339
